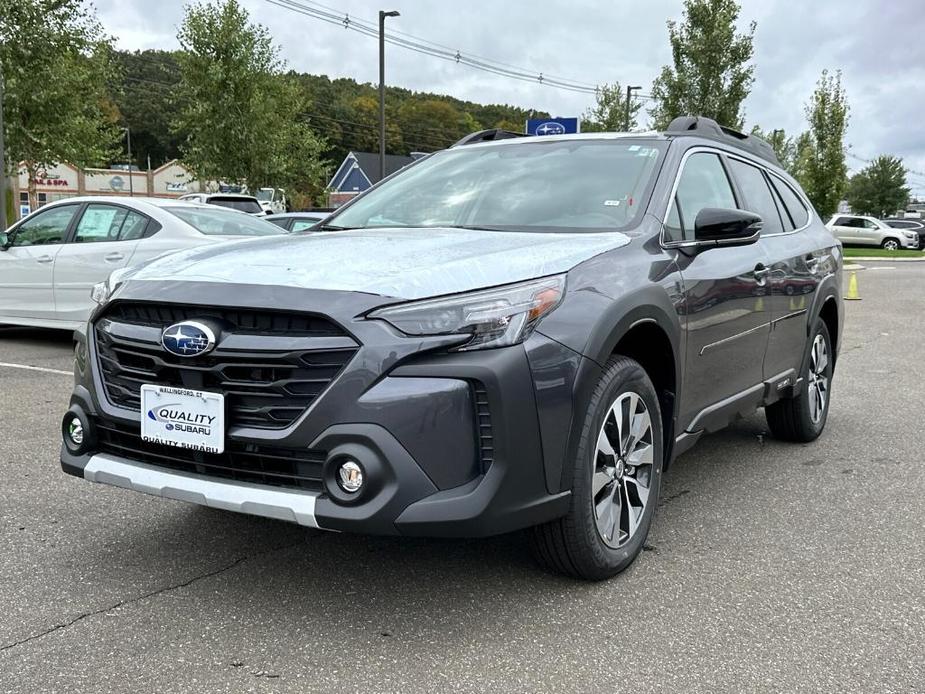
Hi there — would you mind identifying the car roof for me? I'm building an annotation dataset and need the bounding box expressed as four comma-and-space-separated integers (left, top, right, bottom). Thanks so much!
452, 117, 780, 167
40, 195, 207, 208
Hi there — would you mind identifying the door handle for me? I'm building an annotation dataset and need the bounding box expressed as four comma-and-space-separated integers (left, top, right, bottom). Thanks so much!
104, 252, 125, 262
36, 255, 53, 264
754, 264, 772, 281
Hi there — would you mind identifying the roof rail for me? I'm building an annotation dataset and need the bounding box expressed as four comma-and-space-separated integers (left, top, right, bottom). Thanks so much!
452, 129, 528, 147
665, 116, 780, 166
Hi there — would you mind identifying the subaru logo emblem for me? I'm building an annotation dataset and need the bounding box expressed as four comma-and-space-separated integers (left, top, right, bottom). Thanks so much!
161, 321, 216, 358
535, 121, 566, 136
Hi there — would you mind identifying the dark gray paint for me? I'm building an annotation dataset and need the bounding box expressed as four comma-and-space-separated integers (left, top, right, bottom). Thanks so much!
61, 131, 845, 538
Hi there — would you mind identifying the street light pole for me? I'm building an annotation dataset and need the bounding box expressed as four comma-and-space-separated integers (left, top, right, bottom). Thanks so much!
379, 9, 400, 183
0, 70, 7, 230
124, 127, 133, 197
625, 85, 642, 132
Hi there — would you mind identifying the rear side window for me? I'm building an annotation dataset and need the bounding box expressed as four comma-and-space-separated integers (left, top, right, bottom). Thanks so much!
119, 210, 150, 240
770, 176, 810, 229
727, 159, 783, 236
75, 204, 128, 243
666, 152, 738, 242
74, 204, 150, 243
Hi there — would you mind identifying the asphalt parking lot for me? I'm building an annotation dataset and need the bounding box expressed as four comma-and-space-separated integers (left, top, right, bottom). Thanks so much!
1, 262, 923, 694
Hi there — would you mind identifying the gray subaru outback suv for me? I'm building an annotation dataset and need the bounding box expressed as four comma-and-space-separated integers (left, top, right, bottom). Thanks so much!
61, 117, 843, 580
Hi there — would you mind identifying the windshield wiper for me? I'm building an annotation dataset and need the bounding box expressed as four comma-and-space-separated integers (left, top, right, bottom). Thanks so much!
441, 224, 515, 232
315, 223, 356, 231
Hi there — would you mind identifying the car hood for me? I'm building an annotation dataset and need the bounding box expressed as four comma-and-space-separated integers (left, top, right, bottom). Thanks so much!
123, 227, 632, 300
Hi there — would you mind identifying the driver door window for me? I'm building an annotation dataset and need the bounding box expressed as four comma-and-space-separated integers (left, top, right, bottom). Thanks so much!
665, 153, 738, 242
10, 205, 79, 246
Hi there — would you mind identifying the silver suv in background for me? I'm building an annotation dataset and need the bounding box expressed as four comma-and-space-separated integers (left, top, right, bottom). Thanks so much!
883, 218, 925, 250
826, 214, 919, 250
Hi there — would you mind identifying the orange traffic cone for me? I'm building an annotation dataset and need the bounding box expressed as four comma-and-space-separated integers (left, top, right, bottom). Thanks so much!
844, 271, 861, 300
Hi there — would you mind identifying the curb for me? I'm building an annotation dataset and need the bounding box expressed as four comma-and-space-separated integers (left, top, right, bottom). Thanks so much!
843, 256, 925, 262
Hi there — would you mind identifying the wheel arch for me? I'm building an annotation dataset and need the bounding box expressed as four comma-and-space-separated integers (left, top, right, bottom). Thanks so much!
583, 295, 682, 471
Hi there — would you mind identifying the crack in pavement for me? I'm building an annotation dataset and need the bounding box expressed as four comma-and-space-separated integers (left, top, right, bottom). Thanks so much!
0, 540, 303, 653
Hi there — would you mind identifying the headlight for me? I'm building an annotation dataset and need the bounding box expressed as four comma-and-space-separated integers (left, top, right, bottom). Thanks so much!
904, 231, 918, 239
90, 268, 132, 306
368, 275, 566, 351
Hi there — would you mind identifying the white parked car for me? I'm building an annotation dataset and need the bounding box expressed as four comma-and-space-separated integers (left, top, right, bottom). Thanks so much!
825, 214, 919, 250
255, 187, 287, 215
0, 196, 284, 330
177, 193, 266, 216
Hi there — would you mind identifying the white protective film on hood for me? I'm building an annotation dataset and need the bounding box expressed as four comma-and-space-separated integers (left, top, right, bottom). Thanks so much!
124, 227, 632, 300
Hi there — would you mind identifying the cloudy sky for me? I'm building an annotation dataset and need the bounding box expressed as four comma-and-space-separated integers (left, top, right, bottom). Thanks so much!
95, 0, 925, 196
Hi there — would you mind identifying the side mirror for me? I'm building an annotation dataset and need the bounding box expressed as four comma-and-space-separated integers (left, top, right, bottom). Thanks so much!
0, 231, 9, 250
694, 208, 762, 247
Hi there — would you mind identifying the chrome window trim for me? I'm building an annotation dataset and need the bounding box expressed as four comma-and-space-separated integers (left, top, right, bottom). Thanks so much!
659, 145, 813, 249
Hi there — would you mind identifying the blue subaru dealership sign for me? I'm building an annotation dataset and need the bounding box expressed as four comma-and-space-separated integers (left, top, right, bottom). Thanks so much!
526, 117, 580, 136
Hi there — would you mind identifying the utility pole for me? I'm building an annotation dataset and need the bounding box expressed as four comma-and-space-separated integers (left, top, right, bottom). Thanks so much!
379, 9, 400, 183
124, 127, 134, 197
625, 85, 642, 132
0, 70, 7, 230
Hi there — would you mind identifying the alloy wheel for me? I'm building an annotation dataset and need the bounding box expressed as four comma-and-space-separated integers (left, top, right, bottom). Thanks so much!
592, 392, 654, 548
883, 239, 899, 250
807, 333, 829, 425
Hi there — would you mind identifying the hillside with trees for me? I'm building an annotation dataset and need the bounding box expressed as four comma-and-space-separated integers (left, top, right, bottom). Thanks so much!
108, 48, 547, 179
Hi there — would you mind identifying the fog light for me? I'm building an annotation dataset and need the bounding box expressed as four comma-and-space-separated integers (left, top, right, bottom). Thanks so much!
337, 460, 364, 493
67, 417, 84, 446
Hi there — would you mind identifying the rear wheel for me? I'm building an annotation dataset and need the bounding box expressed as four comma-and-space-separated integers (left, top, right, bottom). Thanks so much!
765, 319, 833, 442
531, 356, 663, 580
881, 238, 900, 250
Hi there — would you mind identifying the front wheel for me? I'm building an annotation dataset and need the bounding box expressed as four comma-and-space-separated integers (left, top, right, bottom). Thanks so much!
765, 319, 833, 442
531, 356, 663, 580
881, 238, 900, 250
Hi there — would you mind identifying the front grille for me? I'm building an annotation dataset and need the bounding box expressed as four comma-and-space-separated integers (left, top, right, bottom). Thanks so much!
95, 421, 325, 491
472, 383, 494, 473
104, 302, 345, 337
94, 302, 359, 429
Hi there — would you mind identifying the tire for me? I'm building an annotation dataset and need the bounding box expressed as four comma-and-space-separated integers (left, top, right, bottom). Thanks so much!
530, 356, 663, 580
881, 238, 900, 250
765, 319, 833, 442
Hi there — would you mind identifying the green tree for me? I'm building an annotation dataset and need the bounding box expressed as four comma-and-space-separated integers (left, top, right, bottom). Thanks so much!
174, 0, 326, 191
0, 0, 120, 208
397, 99, 463, 150
750, 125, 795, 170
800, 70, 849, 218
790, 131, 815, 187
112, 50, 184, 168
649, 0, 756, 130
845, 156, 909, 217
582, 83, 642, 132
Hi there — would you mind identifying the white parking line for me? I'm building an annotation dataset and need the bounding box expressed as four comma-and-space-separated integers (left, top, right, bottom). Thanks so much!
0, 361, 72, 376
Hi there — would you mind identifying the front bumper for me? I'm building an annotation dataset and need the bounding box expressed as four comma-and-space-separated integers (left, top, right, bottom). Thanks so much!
61, 281, 581, 537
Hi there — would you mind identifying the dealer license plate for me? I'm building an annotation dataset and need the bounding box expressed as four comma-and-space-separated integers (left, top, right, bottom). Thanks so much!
140, 384, 225, 454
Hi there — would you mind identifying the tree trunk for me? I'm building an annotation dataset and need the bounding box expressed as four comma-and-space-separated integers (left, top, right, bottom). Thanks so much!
27, 163, 38, 211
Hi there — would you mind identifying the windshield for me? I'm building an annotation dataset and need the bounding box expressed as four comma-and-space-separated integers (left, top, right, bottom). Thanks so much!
256, 189, 273, 201
329, 139, 665, 233
166, 207, 284, 236
208, 196, 263, 214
